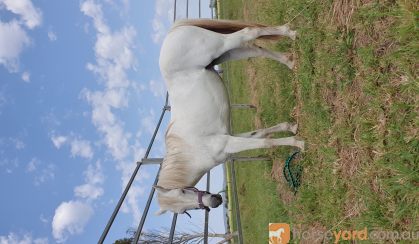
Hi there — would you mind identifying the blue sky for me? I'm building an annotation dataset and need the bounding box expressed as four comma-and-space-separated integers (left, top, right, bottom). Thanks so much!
0, 0, 225, 243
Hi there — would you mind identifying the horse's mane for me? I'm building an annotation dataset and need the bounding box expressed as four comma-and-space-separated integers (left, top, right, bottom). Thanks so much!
157, 123, 193, 190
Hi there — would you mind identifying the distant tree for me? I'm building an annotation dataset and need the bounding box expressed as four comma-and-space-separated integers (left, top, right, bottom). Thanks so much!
114, 238, 132, 244
114, 228, 237, 244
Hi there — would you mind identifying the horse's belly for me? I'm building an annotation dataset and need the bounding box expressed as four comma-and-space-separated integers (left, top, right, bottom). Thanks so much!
169, 70, 230, 134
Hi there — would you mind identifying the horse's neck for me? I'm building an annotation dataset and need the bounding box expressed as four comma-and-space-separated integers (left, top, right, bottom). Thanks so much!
158, 133, 206, 188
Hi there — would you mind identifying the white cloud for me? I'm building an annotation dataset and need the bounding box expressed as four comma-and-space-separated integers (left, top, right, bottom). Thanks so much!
151, 17, 166, 44
51, 162, 103, 242
70, 139, 94, 159
80, 0, 150, 224
0, 0, 42, 29
0, 20, 30, 72
74, 184, 103, 200
26, 158, 38, 172
141, 109, 157, 135
151, 0, 173, 43
40, 214, 49, 224
10, 137, 25, 150
47, 31, 57, 42
52, 200, 93, 243
125, 182, 144, 222
0, 0, 41, 72
84, 161, 104, 184
51, 135, 67, 149
34, 163, 55, 186
21, 71, 30, 82
81, 0, 135, 161
51, 134, 94, 160
0, 88, 6, 114
0, 157, 19, 174
80, 0, 109, 34
85, 26, 136, 89
25, 158, 55, 185
74, 161, 104, 200
34, 238, 48, 244
0, 232, 48, 244
148, 79, 165, 98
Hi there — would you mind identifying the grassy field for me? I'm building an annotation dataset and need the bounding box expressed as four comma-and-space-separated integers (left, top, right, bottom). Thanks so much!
220, 0, 418, 243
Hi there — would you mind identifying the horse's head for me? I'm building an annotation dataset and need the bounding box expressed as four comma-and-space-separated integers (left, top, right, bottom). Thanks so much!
153, 185, 223, 216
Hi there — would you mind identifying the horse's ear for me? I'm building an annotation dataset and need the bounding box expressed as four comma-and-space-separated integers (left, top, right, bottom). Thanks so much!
153, 185, 170, 193
155, 208, 167, 216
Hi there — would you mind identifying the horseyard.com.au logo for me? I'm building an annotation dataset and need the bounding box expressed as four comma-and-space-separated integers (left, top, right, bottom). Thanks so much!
269, 223, 418, 243
269, 223, 290, 244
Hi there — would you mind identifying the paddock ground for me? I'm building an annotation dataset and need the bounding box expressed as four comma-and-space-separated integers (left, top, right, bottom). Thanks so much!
220, 0, 418, 243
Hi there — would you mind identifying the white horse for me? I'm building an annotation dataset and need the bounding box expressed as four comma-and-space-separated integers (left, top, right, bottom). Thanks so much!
154, 19, 304, 216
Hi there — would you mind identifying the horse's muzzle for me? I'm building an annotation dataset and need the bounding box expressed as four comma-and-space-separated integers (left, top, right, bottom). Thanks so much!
210, 194, 223, 208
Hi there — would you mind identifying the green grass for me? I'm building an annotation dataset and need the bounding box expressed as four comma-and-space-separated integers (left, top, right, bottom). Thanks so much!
221, 0, 418, 243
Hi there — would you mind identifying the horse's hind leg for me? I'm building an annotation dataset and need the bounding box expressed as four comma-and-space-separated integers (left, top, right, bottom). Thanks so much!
223, 135, 305, 153
211, 44, 294, 69
223, 24, 297, 51
235, 122, 298, 138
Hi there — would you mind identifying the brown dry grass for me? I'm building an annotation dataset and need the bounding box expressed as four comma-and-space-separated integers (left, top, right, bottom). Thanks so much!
270, 160, 296, 205
343, 192, 367, 218
330, 0, 359, 31
354, 12, 397, 48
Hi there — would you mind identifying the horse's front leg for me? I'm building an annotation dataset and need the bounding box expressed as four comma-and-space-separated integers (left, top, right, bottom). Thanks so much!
223, 135, 304, 153
235, 122, 298, 138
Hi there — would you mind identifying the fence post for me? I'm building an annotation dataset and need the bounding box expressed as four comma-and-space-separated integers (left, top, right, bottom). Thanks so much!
98, 162, 142, 244
229, 160, 244, 244
186, 0, 189, 18
204, 171, 210, 244
168, 213, 178, 243
132, 166, 161, 243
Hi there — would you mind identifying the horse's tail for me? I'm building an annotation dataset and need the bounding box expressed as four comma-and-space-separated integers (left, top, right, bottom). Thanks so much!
171, 19, 282, 40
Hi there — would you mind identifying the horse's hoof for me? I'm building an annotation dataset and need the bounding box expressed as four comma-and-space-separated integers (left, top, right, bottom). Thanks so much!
286, 60, 295, 70
290, 123, 298, 134
290, 30, 297, 41
295, 139, 305, 152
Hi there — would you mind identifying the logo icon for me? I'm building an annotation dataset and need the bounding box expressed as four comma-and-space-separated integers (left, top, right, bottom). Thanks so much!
269, 223, 290, 244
